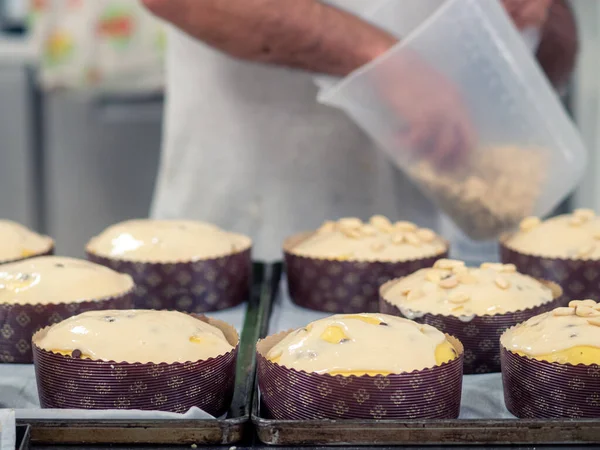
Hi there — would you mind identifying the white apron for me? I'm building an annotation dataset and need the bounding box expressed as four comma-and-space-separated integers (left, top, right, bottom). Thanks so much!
151, 1, 539, 262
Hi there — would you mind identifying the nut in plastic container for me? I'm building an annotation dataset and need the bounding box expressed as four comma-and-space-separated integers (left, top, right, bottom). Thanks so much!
319, 0, 586, 240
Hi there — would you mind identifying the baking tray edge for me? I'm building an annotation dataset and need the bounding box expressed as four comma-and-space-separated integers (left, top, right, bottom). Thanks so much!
16, 262, 267, 446
251, 263, 600, 446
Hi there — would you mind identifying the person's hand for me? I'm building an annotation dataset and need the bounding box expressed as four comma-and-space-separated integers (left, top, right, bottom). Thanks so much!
501, 0, 553, 30
371, 51, 475, 169
369, 1, 553, 169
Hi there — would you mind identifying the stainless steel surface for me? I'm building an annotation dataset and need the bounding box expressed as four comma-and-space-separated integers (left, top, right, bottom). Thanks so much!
42, 92, 162, 257
16, 424, 31, 450
27, 447, 600, 450
0, 63, 39, 229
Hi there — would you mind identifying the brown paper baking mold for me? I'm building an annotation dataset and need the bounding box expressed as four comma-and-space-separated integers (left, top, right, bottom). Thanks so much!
284, 232, 448, 313
0, 289, 133, 364
501, 343, 600, 418
380, 279, 563, 374
32, 316, 238, 416
500, 237, 598, 305
256, 330, 463, 420
87, 245, 251, 312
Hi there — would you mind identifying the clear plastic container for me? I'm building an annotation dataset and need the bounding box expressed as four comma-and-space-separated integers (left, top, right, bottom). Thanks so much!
318, 0, 587, 240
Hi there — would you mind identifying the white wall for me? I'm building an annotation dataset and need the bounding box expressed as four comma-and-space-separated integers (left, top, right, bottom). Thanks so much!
572, 0, 600, 209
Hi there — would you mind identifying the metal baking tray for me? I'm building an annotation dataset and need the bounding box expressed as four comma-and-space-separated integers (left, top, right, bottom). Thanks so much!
252, 263, 600, 446
16, 424, 31, 450
15, 262, 267, 446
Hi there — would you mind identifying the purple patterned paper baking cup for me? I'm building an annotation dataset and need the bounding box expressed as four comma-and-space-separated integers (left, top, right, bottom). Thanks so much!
500, 237, 597, 305
0, 244, 54, 265
501, 345, 600, 418
256, 330, 464, 420
380, 279, 563, 374
284, 232, 448, 313
32, 316, 238, 416
0, 288, 133, 364
86, 245, 251, 312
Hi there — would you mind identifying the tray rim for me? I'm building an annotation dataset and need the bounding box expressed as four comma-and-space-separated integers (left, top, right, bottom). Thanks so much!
251, 263, 600, 446
14, 261, 269, 446
16, 424, 31, 450
252, 396, 600, 446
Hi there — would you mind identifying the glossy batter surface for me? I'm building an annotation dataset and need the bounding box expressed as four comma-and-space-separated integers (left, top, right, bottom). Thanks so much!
506, 210, 600, 258
383, 260, 554, 318
0, 256, 133, 305
0, 220, 52, 261
291, 216, 447, 261
86, 219, 251, 262
36, 309, 234, 363
502, 300, 600, 364
267, 313, 457, 375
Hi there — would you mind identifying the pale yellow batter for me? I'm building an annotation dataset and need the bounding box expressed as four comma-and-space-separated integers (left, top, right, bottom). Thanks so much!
0, 220, 53, 262
35, 309, 234, 363
502, 300, 600, 365
0, 256, 133, 305
505, 210, 600, 259
86, 219, 251, 262
290, 216, 446, 261
266, 313, 458, 375
382, 260, 554, 318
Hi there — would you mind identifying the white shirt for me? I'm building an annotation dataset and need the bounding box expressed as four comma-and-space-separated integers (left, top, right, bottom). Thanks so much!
151, 1, 539, 262
150, 34, 438, 260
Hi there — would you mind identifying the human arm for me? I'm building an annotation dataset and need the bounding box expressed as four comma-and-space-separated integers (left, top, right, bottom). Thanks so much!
142, 0, 575, 165
141, 0, 397, 76
535, 0, 579, 90
408, 0, 578, 163
502, 0, 578, 89
142, 0, 474, 162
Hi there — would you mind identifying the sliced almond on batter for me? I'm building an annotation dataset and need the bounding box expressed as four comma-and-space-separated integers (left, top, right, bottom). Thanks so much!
519, 216, 541, 232
553, 307, 575, 317
495, 276, 510, 290
449, 292, 470, 304
369, 215, 393, 233
439, 276, 459, 289
416, 228, 436, 243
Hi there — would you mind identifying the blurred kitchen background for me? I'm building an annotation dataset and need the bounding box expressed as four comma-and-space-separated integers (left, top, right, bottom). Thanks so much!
0, 0, 165, 256
0, 0, 598, 257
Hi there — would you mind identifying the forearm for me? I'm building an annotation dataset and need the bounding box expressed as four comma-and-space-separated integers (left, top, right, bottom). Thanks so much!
536, 0, 579, 89
142, 0, 396, 76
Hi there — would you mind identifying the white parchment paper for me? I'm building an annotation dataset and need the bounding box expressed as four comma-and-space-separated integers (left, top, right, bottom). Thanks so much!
0, 409, 15, 450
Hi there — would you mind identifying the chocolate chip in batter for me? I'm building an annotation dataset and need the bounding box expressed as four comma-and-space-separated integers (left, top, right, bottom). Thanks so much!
570, 333, 578, 338
340, 339, 351, 344
104, 316, 116, 323
55, 263, 64, 268
71, 349, 82, 358
379, 322, 389, 326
